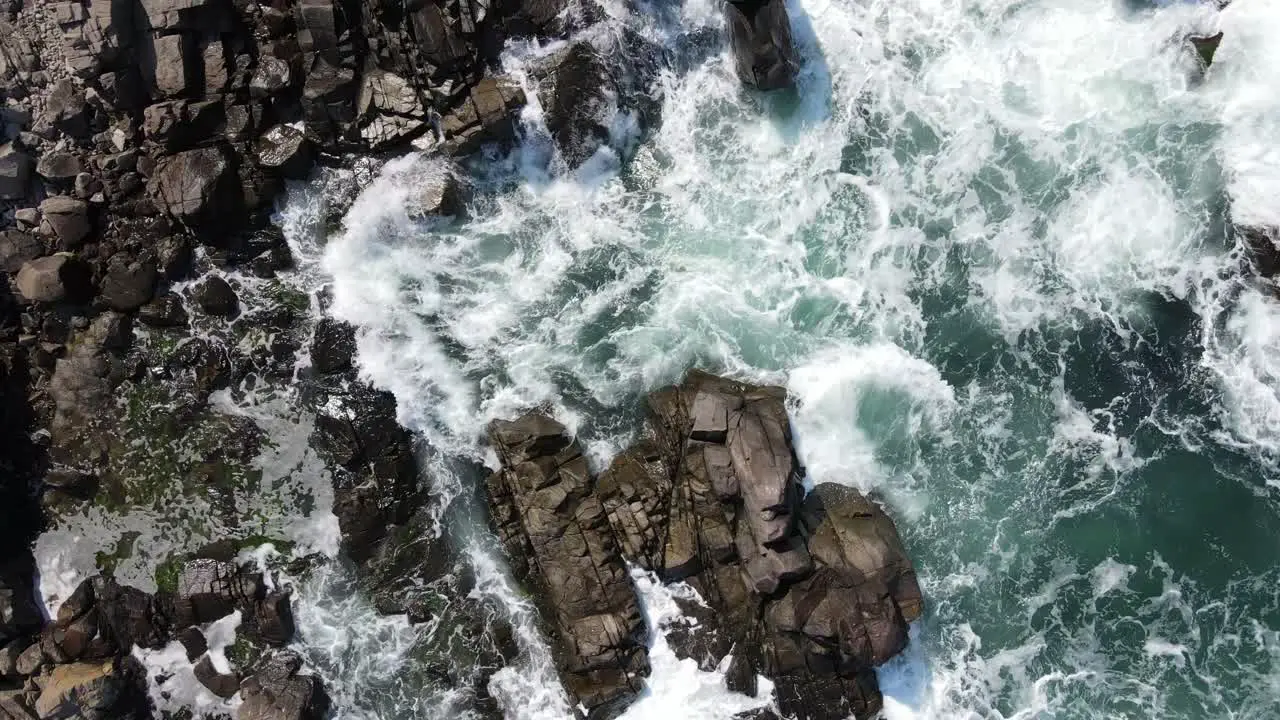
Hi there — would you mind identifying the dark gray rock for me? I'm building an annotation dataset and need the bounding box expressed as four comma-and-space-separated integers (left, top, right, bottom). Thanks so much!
148, 147, 239, 223
33, 80, 90, 139
99, 254, 158, 312
238, 650, 330, 720
0, 558, 42, 646
724, 0, 799, 91
252, 593, 295, 647
177, 627, 206, 662
192, 275, 237, 316
137, 292, 188, 327
142, 100, 226, 153
308, 318, 355, 374
440, 76, 527, 156
250, 55, 293, 98
193, 656, 239, 699
486, 414, 649, 717
540, 42, 617, 168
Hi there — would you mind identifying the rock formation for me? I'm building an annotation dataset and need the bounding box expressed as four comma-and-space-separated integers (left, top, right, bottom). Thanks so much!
723, 0, 800, 91
486, 371, 923, 720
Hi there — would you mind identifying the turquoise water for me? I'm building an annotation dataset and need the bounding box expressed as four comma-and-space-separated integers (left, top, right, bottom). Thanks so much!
303, 0, 1280, 717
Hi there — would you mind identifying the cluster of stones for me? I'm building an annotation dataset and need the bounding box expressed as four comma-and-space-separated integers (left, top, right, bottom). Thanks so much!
485, 371, 924, 720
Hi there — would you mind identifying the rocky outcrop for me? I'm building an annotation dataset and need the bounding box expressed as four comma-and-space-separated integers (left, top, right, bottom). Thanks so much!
724, 0, 799, 91
593, 371, 923, 720
485, 414, 650, 718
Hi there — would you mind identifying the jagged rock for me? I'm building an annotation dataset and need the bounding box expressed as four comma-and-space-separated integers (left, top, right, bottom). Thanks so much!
250, 55, 292, 98
36, 153, 84, 181
33, 80, 90, 139
310, 383, 418, 563
597, 371, 922, 720
82, 577, 169, 651
14, 209, 40, 230
15, 642, 44, 677
137, 292, 188, 327
0, 638, 26, 677
440, 76, 527, 156
257, 125, 313, 179
540, 42, 617, 168
202, 38, 228, 94
308, 318, 355, 374
193, 275, 238, 316
38, 197, 91, 250
357, 70, 428, 148
0, 689, 37, 719
148, 147, 239, 223
237, 650, 330, 720
140, 0, 227, 30
252, 593, 295, 647
1243, 225, 1280, 278
142, 100, 226, 153
99, 254, 158, 312
59, 0, 134, 78
0, 231, 42, 274
486, 414, 649, 717
301, 59, 357, 141
194, 656, 239, 699
14, 255, 92, 304
724, 0, 799, 91
0, 144, 33, 200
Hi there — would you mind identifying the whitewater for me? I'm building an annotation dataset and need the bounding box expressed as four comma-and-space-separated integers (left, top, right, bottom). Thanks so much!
48, 0, 1280, 717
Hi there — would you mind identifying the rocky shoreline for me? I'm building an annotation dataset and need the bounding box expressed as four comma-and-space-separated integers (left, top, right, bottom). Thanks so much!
0, 0, 1267, 719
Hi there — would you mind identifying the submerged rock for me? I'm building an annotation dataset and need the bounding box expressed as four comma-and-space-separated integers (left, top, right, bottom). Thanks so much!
1189, 31, 1224, 69
486, 414, 650, 718
724, 0, 800, 91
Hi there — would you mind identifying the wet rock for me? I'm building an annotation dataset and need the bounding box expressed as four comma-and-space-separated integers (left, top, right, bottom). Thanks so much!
308, 318, 355, 374
486, 414, 649, 717
137, 292, 189, 327
83, 576, 170, 651
0, 231, 43, 275
1243, 225, 1280, 278
14, 255, 92, 304
177, 627, 207, 662
250, 55, 292, 98
596, 371, 922, 720
194, 656, 239, 699
99, 254, 158, 312
1190, 31, 1224, 69
252, 593, 295, 647
409, 170, 465, 218
724, 0, 799, 91
148, 147, 240, 224
238, 650, 330, 720
0, 144, 33, 200
39, 197, 91, 250
193, 275, 238, 316
257, 125, 313, 180
540, 42, 617, 168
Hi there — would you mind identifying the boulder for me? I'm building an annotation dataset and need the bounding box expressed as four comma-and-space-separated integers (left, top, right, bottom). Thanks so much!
440, 76, 527, 156
137, 292, 189, 327
148, 147, 239, 223
0, 144, 32, 200
33, 80, 90, 140
48, 314, 133, 455
257, 125, 313, 179
486, 414, 649, 717
252, 593, 295, 647
540, 42, 617, 168
142, 100, 226, 153
39, 197, 91, 249
250, 55, 293, 98
237, 651, 329, 720
356, 70, 429, 148
177, 627, 207, 662
192, 275, 238, 316
14, 255, 92, 304
35, 153, 84, 181
724, 0, 799, 91
172, 559, 262, 628
99, 254, 158, 312
0, 231, 42, 274
194, 656, 239, 699
308, 318, 355, 374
